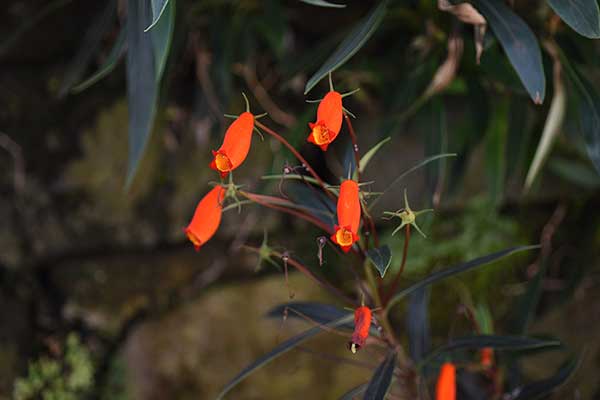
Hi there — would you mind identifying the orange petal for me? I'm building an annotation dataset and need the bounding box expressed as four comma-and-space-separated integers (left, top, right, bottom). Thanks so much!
184, 186, 226, 250
337, 180, 361, 234
214, 112, 255, 173
436, 362, 456, 400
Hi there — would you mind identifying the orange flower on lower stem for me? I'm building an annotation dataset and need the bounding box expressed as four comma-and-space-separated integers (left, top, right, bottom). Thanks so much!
184, 185, 226, 251
481, 347, 494, 368
307, 91, 343, 151
210, 112, 255, 178
348, 306, 371, 354
331, 179, 360, 252
436, 362, 456, 400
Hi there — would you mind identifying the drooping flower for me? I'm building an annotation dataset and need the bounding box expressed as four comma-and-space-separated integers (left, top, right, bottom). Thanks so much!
210, 112, 255, 178
307, 91, 343, 151
348, 306, 372, 354
480, 347, 494, 368
436, 362, 456, 400
184, 185, 226, 251
331, 179, 360, 252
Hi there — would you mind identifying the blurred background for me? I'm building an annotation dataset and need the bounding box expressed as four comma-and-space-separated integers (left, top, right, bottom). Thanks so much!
1, 0, 600, 399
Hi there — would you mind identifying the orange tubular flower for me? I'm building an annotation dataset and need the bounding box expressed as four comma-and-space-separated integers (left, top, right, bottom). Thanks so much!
348, 306, 371, 354
436, 362, 456, 400
184, 186, 226, 251
331, 180, 361, 252
210, 112, 255, 178
481, 347, 494, 368
307, 91, 343, 151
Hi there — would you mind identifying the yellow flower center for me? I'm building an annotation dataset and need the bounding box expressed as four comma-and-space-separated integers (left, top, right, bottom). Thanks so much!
185, 230, 202, 248
214, 153, 232, 172
311, 124, 331, 145
335, 228, 354, 247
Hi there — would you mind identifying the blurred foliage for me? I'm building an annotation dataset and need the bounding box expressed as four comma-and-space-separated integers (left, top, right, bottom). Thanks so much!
13, 334, 93, 400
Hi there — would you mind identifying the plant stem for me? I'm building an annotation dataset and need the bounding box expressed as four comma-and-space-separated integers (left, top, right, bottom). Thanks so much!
255, 120, 335, 201
343, 113, 361, 182
270, 249, 357, 305
383, 225, 411, 305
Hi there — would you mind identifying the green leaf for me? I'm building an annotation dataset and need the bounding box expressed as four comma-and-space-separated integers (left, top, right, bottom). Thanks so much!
386, 245, 540, 309
59, 0, 117, 96
548, 158, 600, 189
339, 383, 367, 400
151, 0, 175, 80
357, 137, 391, 176
364, 352, 396, 400
145, 0, 170, 32
366, 245, 392, 278
125, 0, 174, 188
299, 0, 346, 8
369, 153, 457, 210
512, 356, 580, 400
546, 0, 600, 39
472, 0, 546, 104
407, 287, 430, 363
485, 98, 508, 204
304, 0, 388, 94
559, 48, 600, 175
419, 335, 561, 370
71, 25, 127, 93
216, 314, 354, 400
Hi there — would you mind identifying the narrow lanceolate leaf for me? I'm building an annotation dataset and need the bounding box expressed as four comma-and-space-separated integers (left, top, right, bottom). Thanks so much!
472, 0, 545, 104
419, 335, 561, 369
511, 356, 580, 400
407, 287, 430, 363
386, 245, 540, 309
145, 0, 170, 31
525, 43, 566, 191
546, 0, 600, 39
60, 0, 117, 96
72, 24, 127, 93
125, 0, 174, 188
151, 0, 175, 80
366, 246, 392, 278
559, 47, 600, 175
339, 383, 368, 400
358, 137, 391, 175
304, 0, 388, 94
299, 0, 346, 8
363, 352, 396, 400
216, 314, 354, 400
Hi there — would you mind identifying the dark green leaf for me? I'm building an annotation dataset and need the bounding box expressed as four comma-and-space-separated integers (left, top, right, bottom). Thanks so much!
419, 335, 561, 369
484, 98, 508, 205
364, 352, 396, 400
387, 245, 540, 309
125, 0, 174, 188
71, 24, 127, 93
304, 0, 388, 94
366, 246, 392, 278
339, 383, 367, 400
407, 287, 430, 363
547, 0, 600, 39
216, 314, 354, 400
145, 0, 170, 31
511, 249, 549, 335
473, 0, 546, 104
299, 0, 346, 8
285, 182, 336, 228
548, 158, 600, 189
151, 0, 175, 80
559, 49, 600, 175
512, 356, 580, 400
59, 0, 117, 96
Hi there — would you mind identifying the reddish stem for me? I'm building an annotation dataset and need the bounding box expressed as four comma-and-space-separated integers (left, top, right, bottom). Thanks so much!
383, 225, 411, 305
241, 191, 333, 234
255, 120, 335, 201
